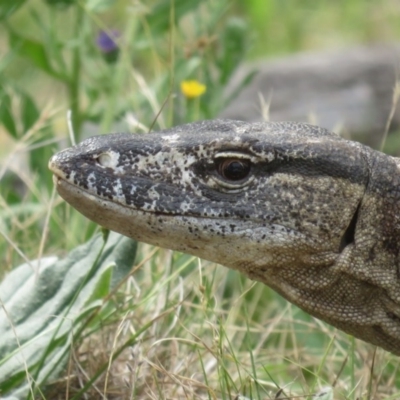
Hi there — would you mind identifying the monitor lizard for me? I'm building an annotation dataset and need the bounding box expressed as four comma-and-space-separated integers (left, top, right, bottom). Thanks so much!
48, 119, 400, 356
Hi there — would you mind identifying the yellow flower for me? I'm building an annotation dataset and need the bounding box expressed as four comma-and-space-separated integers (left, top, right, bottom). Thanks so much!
180, 80, 206, 99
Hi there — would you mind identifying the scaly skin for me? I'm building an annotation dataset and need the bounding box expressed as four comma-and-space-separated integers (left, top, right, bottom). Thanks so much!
49, 119, 400, 356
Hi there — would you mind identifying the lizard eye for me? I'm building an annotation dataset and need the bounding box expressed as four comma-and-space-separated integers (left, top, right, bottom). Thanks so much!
97, 153, 112, 167
211, 152, 255, 190
94, 151, 120, 169
216, 158, 251, 181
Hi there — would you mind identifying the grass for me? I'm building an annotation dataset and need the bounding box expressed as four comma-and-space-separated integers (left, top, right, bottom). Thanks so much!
1, 0, 400, 398
36, 240, 400, 399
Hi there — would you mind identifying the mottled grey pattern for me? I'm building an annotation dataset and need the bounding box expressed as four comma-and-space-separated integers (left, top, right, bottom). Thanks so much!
49, 119, 400, 356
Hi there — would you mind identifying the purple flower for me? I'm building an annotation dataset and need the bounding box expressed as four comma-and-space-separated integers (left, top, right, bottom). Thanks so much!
96, 30, 120, 53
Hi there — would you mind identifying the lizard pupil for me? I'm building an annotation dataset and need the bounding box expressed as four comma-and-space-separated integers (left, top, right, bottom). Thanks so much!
218, 159, 251, 181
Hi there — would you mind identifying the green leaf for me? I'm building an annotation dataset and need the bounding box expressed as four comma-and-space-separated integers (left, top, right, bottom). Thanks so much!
0, 88, 40, 138
217, 17, 249, 85
87, 263, 114, 303
86, 0, 115, 12
27, 126, 54, 181
0, 232, 137, 398
0, 0, 27, 21
0, 90, 18, 138
147, 0, 201, 34
8, 29, 62, 80
44, 0, 77, 7
20, 91, 40, 133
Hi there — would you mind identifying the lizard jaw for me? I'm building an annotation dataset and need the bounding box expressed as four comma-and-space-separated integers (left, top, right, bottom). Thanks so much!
51, 170, 319, 278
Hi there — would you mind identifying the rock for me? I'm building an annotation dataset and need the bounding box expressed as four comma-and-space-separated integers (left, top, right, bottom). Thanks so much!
220, 44, 400, 145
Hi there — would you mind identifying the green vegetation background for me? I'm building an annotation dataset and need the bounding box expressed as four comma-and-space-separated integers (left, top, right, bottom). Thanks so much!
1, 0, 400, 399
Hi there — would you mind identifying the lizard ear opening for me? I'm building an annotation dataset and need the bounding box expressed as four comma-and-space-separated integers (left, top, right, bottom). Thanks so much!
339, 203, 360, 252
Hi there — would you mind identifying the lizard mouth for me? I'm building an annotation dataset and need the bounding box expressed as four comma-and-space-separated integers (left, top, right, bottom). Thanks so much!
50, 169, 309, 250
52, 174, 61, 187
51, 170, 172, 214
52, 174, 181, 219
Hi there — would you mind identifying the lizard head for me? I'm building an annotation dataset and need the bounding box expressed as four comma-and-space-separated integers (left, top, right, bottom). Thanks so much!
49, 119, 368, 278
50, 119, 400, 356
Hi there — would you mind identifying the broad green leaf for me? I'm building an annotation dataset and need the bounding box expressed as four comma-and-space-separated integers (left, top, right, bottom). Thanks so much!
86, 262, 114, 303
0, 232, 137, 398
